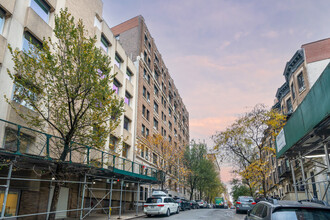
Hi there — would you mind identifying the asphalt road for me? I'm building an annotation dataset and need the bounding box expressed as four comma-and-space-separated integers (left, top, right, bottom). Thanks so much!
135, 208, 246, 220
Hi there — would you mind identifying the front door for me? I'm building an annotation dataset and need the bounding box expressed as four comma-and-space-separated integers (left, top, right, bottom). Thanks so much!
47, 187, 69, 219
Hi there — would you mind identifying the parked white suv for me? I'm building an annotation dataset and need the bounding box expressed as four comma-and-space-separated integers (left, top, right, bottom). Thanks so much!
144, 196, 179, 217
196, 200, 207, 208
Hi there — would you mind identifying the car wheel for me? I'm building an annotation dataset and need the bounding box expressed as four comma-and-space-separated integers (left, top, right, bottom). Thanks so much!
166, 209, 170, 217
147, 214, 152, 217
176, 207, 180, 214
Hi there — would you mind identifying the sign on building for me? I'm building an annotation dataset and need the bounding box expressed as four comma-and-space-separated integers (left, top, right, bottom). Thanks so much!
276, 129, 286, 153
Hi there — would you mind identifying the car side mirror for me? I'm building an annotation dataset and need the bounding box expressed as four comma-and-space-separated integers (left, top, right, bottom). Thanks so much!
247, 210, 251, 216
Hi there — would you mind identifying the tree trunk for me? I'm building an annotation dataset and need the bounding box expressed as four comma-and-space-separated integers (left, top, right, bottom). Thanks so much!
49, 141, 69, 220
49, 163, 63, 220
262, 173, 267, 197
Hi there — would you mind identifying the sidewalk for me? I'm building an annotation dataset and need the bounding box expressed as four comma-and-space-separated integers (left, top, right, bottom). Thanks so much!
81, 210, 146, 220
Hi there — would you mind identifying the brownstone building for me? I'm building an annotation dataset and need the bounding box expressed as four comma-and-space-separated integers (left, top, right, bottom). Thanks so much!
112, 16, 190, 196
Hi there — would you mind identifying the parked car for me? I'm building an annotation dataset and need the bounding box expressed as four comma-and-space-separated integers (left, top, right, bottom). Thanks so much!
235, 196, 256, 214
196, 200, 207, 208
190, 200, 199, 209
144, 196, 179, 217
245, 200, 330, 220
175, 197, 191, 211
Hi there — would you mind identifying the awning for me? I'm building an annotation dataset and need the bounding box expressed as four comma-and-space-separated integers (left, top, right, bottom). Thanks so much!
276, 63, 330, 158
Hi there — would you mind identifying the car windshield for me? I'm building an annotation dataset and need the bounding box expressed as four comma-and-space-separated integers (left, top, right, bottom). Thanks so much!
272, 208, 330, 220
146, 198, 162, 203
239, 197, 254, 202
196, 200, 201, 202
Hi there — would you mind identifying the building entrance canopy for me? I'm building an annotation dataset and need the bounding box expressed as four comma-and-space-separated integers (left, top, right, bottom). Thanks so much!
276, 63, 330, 159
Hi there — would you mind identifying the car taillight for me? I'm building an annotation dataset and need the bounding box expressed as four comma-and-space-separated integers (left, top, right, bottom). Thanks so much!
190, 203, 192, 205
251, 202, 256, 205
157, 204, 164, 207
144, 205, 148, 207
236, 202, 241, 204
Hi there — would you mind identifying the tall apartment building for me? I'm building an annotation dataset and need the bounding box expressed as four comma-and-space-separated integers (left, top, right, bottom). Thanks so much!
0, 0, 138, 161
263, 38, 330, 201
0, 0, 144, 217
111, 16, 190, 196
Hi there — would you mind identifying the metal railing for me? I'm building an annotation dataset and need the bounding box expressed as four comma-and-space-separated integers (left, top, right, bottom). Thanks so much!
0, 118, 160, 181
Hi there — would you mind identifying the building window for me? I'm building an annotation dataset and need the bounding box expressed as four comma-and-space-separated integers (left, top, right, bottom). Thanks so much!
146, 110, 150, 121
126, 68, 133, 81
174, 116, 177, 124
140, 147, 144, 158
125, 91, 132, 106
0, 8, 5, 34
122, 143, 129, 158
291, 83, 296, 100
145, 148, 149, 160
174, 129, 177, 137
147, 91, 150, 102
115, 53, 123, 69
168, 108, 172, 117
113, 79, 120, 94
144, 34, 148, 44
142, 124, 145, 136
124, 116, 130, 131
154, 85, 159, 96
169, 121, 172, 131
286, 98, 293, 114
297, 72, 305, 93
23, 31, 42, 52
154, 101, 158, 113
142, 105, 146, 118
153, 118, 158, 130
0, 190, 19, 217
146, 128, 149, 137
144, 69, 150, 84
154, 70, 159, 82
168, 135, 172, 143
143, 86, 147, 98
109, 135, 118, 151
30, 0, 50, 23
101, 35, 110, 52
153, 153, 157, 164
144, 51, 148, 62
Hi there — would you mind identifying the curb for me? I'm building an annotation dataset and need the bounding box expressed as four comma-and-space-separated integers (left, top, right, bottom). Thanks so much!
123, 214, 146, 219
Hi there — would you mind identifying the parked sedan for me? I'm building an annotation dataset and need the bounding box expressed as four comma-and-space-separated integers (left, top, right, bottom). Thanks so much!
245, 200, 330, 220
235, 196, 256, 214
196, 200, 207, 208
175, 198, 191, 211
144, 196, 179, 217
189, 200, 199, 209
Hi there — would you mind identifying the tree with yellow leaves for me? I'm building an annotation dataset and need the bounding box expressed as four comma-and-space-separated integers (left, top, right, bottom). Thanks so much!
213, 104, 286, 197
137, 134, 186, 190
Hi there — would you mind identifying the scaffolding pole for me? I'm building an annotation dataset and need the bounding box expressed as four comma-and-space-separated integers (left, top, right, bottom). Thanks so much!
136, 182, 140, 216
118, 180, 124, 219
299, 153, 309, 200
322, 142, 330, 201
46, 178, 53, 220
290, 160, 298, 201
1, 163, 13, 219
108, 178, 113, 220
80, 174, 87, 220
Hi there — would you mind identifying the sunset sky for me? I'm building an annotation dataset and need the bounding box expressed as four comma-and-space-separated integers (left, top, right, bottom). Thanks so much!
103, 0, 330, 185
